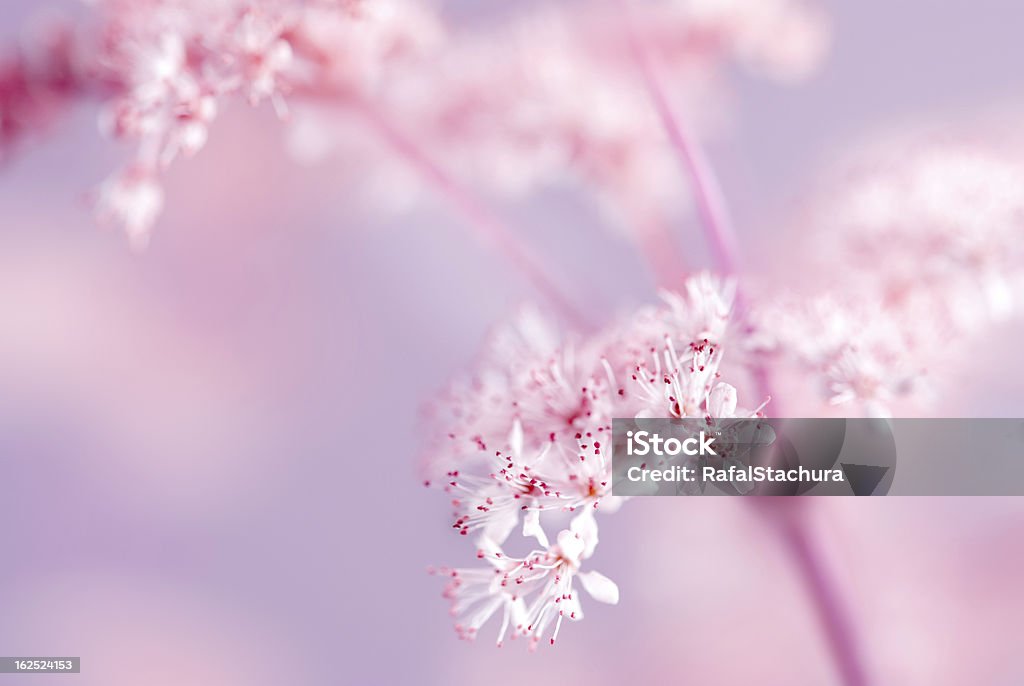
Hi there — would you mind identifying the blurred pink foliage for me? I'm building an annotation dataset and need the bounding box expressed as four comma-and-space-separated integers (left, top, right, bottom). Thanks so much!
3, 0, 440, 244
1, 0, 827, 248
755, 139, 1024, 416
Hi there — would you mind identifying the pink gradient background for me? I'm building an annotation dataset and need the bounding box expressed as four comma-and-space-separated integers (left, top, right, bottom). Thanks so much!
2, 1, 1024, 684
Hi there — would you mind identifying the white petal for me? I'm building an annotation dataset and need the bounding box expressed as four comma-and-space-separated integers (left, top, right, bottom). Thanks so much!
570, 508, 599, 559
482, 508, 518, 546
522, 509, 549, 548
578, 570, 619, 605
509, 419, 524, 457
560, 592, 584, 621
469, 594, 504, 629
556, 529, 585, 565
509, 597, 529, 626
982, 272, 1013, 321
709, 382, 738, 418
598, 495, 626, 514
477, 536, 506, 568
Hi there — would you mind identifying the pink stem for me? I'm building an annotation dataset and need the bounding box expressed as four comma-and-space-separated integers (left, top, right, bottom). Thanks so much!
619, 6, 739, 275
352, 98, 590, 328
635, 220, 687, 289
769, 502, 870, 686
616, 191, 689, 289
749, 340, 782, 416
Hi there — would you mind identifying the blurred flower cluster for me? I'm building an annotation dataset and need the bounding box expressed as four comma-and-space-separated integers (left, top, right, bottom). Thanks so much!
2, 0, 826, 248
754, 139, 1024, 416
2, 0, 440, 245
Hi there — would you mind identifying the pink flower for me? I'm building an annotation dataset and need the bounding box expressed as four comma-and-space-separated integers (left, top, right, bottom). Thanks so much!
94, 166, 165, 249
814, 141, 1024, 328
445, 420, 620, 545
424, 274, 763, 641
434, 510, 618, 649
753, 138, 1024, 416
0, 17, 82, 160
750, 293, 926, 417
287, 1, 829, 252
628, 0, 831, 82
4, 0, 829, 250
232, 8, 294, 108
422, 274, 762, 478
3, 0, 444, 243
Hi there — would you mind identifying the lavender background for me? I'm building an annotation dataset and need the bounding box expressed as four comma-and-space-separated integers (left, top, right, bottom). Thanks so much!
2, 1, 1024, 684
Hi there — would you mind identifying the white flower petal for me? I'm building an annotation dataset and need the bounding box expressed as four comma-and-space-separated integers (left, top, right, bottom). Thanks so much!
476, 536, 505, 568
598, 495, 626, 514
556, 529, 585, 565
561, 592, 584, 621
482, 507, 518, 546
570, 508, 599, 559
709, 382, 738, 417
522, 508, 549, 548
509, 419, 524, 457
578, 570, 619, 605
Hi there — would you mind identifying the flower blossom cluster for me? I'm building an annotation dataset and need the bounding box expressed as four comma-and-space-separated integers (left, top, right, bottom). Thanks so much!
815, 141, 1024, 327
290, 0, 829, 232
0, 19, 85, 162
750, 140, 1024, 417
1, 0, 828, 247
425, 274, 767, 647
3, 0, 441, 245
625, 0, 830, 82
424, 132, 1024, 640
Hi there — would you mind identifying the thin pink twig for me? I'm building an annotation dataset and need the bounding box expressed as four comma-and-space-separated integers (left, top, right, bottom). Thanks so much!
352, 98, 590, 328
618, 0, 739, 275
615, 191, 690, 289
772, 502, 870, 686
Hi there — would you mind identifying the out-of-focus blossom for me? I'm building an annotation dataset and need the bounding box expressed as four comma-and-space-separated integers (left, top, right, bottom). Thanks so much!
93, 164, 165, 248
751, 293, 927, 417
753, 139, 1024, 416
421, 304, 615, 480
624, 0, 831, 82
4, 0, 827, 253
812, 141, 1024, 328
3, 0, 442, 242
0, 17, 86, 160
383, 13, 679, 210
286, 0, 442, 97
287, 0, 829, 238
